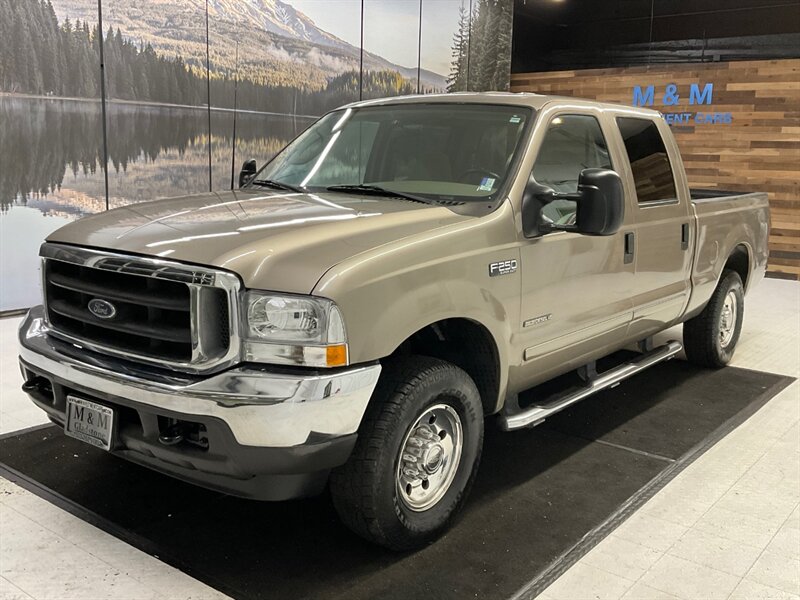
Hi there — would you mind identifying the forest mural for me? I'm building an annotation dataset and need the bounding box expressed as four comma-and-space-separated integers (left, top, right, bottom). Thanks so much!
0, 0, 516, 311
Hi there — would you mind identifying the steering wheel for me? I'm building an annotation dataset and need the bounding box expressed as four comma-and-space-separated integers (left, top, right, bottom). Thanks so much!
457, 168, 501, 184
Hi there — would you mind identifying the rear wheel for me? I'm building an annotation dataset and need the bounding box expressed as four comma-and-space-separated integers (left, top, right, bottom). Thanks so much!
330, 356, 483, 550
683, 269, 744, 368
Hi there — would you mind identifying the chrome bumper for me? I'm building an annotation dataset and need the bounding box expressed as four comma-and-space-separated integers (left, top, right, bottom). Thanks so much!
19, 307, 381, 448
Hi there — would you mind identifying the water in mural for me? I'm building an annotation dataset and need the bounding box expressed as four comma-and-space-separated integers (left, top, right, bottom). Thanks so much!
0, 95, 308, 310
0, 0, 513, 311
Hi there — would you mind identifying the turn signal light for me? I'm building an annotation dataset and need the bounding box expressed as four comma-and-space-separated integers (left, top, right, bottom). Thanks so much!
326, 344, 348, 367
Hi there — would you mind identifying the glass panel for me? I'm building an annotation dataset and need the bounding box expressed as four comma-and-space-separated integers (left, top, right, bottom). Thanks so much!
258, 103, 532, 202
533, 114, 612, 226
0, 0, 105, 311
209, 0, 364, 190
103, 0, 211, 206
533, 115, 612, 192
420, 0, 462, 94
465, 0, 514, 91
362, 0, 421, 100
208, 16, 236, 192
617, 117, 678, 204
281, 0, 363, 114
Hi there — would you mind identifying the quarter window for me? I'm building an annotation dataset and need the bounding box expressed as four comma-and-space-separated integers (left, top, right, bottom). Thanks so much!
616, 117, 678, 205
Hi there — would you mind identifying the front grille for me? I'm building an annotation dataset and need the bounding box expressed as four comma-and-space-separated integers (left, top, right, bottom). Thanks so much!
41, 244, 238, 371
46, 260, 194, 361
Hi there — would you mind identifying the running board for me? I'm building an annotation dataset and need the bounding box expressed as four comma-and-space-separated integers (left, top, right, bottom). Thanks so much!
499, 341, 683, 431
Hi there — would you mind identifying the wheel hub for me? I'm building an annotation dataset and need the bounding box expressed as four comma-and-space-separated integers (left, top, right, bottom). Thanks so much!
401, 426, 445, 478
422, 444, 444, 473
397, 404, 463, 512
719, 291, 738, 348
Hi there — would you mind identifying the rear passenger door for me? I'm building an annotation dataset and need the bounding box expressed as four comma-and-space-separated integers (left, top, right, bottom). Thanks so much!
614, 116, 693, 338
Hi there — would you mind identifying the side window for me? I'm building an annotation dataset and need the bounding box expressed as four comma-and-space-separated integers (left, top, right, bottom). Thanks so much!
532, 115, 612, 225
616, 117, 678, 205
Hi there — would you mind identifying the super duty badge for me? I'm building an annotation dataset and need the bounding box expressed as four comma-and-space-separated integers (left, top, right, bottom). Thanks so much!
489, 259, 518, 277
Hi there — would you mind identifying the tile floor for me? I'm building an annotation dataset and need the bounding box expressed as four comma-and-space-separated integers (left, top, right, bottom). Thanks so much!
1, 279, 798, 600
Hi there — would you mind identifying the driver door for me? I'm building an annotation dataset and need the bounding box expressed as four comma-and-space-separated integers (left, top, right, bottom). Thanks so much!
516, 110, 635, 389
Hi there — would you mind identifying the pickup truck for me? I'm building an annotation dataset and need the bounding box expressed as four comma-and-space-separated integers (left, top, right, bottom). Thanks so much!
19, 93, 770, 550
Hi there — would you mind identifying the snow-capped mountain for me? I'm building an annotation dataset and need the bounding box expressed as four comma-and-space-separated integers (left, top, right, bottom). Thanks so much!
206, 0, 351, 50
51, 0, 447, 90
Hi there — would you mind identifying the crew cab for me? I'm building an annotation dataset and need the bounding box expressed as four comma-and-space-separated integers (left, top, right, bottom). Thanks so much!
19, 93, 770, 549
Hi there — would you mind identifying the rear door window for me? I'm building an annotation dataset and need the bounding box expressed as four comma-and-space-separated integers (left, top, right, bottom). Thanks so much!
616, 117, 678, 205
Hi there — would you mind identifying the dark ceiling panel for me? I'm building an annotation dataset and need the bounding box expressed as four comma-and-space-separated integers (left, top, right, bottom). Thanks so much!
515, 0, 652, 24
652, 2, 800, 40
512, 0, 800, 72
653, 0, 800, 16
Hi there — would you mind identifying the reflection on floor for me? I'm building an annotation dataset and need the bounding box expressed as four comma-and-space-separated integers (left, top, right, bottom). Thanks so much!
0, 279, 798, 600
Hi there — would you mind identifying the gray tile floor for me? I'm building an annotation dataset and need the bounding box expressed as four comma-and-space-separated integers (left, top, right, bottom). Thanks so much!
1, 279, 798, 600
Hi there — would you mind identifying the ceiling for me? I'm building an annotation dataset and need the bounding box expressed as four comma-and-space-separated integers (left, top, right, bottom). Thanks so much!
512, 0, 800, 71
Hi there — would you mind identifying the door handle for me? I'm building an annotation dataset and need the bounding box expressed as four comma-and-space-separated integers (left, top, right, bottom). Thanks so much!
624, 232, 635, 264
681, 223, 690, 250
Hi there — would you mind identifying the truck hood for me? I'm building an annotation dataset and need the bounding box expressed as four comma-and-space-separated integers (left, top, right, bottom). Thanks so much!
47, 189, 472, 293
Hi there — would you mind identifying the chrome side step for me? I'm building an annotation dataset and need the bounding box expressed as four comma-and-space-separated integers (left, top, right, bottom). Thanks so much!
499, 340, 683, 431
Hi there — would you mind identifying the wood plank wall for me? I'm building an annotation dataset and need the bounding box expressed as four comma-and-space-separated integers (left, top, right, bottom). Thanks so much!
511, 59, 800, 280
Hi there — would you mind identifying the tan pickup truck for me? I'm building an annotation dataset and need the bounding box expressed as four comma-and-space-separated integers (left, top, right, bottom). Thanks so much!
19, 93, 769, 549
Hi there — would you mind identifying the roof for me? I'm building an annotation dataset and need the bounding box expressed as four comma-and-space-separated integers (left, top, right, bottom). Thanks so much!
344, 91, 661, 118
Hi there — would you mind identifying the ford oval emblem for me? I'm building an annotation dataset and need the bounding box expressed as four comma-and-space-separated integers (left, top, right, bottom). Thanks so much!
88, 298, 117, 320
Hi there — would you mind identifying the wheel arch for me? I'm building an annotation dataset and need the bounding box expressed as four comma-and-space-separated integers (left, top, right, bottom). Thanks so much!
686, 239, 755, 320
723, 243, 752, 291
386, 317, 503, 415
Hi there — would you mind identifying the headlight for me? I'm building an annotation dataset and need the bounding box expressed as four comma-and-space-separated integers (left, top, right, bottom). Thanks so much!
242, 292, 348, 367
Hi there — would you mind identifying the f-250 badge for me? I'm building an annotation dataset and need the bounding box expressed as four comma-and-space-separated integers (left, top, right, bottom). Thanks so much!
488, 259, 517, 277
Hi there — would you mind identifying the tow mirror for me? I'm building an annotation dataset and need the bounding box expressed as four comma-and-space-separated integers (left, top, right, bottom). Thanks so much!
573, 168, 624, 236
521, 168, 624, 237
239, 159, 257, 188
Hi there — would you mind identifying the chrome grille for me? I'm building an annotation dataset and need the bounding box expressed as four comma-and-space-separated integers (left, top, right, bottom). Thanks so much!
41, 243, 241, 373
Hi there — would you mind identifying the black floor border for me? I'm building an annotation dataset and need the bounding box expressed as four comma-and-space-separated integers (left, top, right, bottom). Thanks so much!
0, 371, 794, 600
509, 372, 795, 600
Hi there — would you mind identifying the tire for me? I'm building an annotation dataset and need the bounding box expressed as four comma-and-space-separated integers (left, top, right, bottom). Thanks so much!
683, 269, 744, 368
329, 355, 484, 551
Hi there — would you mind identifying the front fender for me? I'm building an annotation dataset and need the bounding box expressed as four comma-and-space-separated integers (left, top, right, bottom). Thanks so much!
313, 201, 520, 410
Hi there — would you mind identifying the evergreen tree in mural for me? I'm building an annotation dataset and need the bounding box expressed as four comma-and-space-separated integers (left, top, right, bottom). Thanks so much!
447, 0, 513, 93
0, 0, 426, 114
447, 4, 471, 92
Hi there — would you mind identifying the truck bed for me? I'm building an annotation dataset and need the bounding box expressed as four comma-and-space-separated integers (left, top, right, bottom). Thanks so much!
686, 189, 770, 316
690, 188, 762, 202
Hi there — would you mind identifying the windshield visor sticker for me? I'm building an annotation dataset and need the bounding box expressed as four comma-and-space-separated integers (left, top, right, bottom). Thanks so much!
489, 259, 517, 277
478, 177, 496, 192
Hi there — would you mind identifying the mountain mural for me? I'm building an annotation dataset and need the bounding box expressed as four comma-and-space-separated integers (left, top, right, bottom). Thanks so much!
49, 0, 447, 91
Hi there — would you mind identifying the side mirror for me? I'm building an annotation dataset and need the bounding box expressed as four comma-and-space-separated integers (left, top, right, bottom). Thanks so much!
239, 159, 257, 188
521, 174, 553, 237
574, 168, 624, 236
521, 168, 624, 237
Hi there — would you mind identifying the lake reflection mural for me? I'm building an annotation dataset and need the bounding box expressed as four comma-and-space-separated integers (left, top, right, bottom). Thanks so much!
0, 0, 513, 311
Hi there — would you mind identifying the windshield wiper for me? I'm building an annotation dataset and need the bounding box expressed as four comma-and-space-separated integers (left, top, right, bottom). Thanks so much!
250, 179, 306, 193
325, 184, 433, 205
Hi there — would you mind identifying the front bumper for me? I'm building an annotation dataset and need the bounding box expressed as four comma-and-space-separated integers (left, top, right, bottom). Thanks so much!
18, 306, 381, 500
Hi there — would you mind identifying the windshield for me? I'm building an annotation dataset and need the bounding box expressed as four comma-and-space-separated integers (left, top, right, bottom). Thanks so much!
252, 103, 533, 203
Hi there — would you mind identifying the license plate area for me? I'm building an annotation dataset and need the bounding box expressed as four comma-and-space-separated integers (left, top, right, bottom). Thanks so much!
65, 395, 115, 451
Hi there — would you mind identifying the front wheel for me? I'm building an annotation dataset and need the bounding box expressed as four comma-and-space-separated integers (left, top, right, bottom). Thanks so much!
683, 269, 744, 368
330, 356, 484, 550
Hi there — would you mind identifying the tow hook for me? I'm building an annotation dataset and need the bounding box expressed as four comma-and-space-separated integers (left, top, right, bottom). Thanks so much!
158, 422, 186, 446
158, 420, 209, 449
